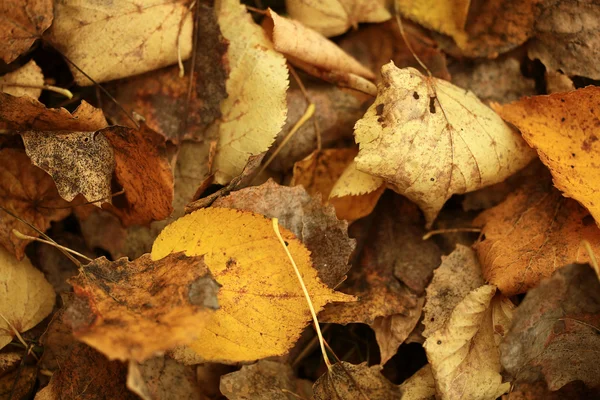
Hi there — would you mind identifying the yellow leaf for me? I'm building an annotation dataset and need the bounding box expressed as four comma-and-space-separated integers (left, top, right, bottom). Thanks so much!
395, 0, 470, 43
330, 159, 384, 198
0, 60, 44, 99
213, 0, 288, 184
0, 247, 55, 350
48, 0, 193, 85
400, 364, 436, 400
286, 0, 391, 37
492, 87, 600, 227
151, 208, 353, 364
424, 285, 510, 400
354, 62, 535, 226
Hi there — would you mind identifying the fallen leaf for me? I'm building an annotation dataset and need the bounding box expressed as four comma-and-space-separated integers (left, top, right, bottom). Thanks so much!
474, 179, 600, 296
286, 0, 391, 37
422, 245, 484, 337
67, 252, 219, 362
292, 149, 385, 222
104, 3, 228, 142
0, 246, 55, 350
451, 58, 536, 104
212, 179, 355, 288
220, 360, 312, 400
39, 301, 77, 373
47, 0, 193, 85
399, 364, 436, 400
267, 81, 370, 173
263, 9, 376, 94
339, 19, 450, 81
212, 0, 288, 184
507, 380, 600, 400
424, 285, 511, 400
395, 0, 470, 46
35, 342, 138, 400
545, 70, 575, 94
493, 86, 600, 227
0, 356, 36, 400
22, 131, 115, 206
528, 0, 600, 79
0, 148, 71, 259
151, 208, 353, 364
0, 94, 108, 131
127, 356, 202, 400
101, 125, 174, 226
354, 62, 535, 226
0, 0, 53, 63
0, 60, 44, 98
500, 264, 600, 390
313, 361, 401, 399
330, 159, 384, 198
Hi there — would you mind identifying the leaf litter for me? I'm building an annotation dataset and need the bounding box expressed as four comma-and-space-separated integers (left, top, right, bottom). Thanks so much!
1, 0, 600, 399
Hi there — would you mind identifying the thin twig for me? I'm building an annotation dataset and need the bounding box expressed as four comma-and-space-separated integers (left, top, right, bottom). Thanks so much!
288, 64, 321, 150
12, 229, 93, 262
423, 228, 481, 240
272, 218, 332, 370
394, 12, 431, 77
582, 239, 600, 280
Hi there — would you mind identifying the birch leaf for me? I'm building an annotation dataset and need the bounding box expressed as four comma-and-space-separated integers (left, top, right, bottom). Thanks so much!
354, 62, 535, 226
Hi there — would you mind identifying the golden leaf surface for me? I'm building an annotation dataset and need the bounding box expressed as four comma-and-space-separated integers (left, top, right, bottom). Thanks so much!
151, 207, 353, 364
493, 87, 600, 227
354, 63, 535, 226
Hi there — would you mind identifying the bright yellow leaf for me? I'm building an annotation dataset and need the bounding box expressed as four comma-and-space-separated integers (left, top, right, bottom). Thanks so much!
151, 207, 353, 364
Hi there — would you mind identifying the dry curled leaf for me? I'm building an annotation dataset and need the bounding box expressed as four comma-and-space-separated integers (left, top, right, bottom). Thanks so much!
151, 208, 353, 364
0, 60, 44, 99
22, 131, 115, 206
47, 0, 193, 85
400, 364, 436, 400
313, 361, 401, 400
0, 148, 71, 259
0, 0, 53, 63
474, 179, 600, 296
0, 246, 55, 350
354, 62, 535, 226
501, 264, 600, 390
220, 360, 312, 400
286, 0, 391, 37
101, 125, 174, 226
424, 285, 511, 400
493, 87, 600, 227
67, 253, 219, 362
212, 0, 288, 185
127, 356, 202, 400
213, 179, 355, 288
0, 353, 37, 399
0, 94, 108, 131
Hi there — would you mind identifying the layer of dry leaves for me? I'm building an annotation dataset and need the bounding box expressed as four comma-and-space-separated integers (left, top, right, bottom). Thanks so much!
1, 0, 600, 399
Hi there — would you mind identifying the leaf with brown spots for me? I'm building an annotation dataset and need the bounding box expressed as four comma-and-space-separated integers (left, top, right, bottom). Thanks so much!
501, 264, 600, 390
47, 0, 193, 85
0, 0, 53, 63
354, 62, 535, 226
212, 179, 355, 288
127, 356, 202, 400
67, 252, 219, 362
0, 148, 71, 259
493, 86, 600, 228
474, 178, 600, 296
100, 125, 174, 226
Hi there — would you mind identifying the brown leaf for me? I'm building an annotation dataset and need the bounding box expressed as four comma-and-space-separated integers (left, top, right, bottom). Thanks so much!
47, 0, 193, 85
101, 125, 174, 226
127, 356, 202, 400
451, 58, 536, 105
36, 342, 138, 400
0, 148, 70, 259
105, 3, 228, 142
529, 0, 600, 79
313, 362, 401, 400
220, 360, 312, 400
67, 252, 219, 362
422, 245, 484, 338
0, 354, 36, 400
0, 59, 44, 99
474, 178, 600, 296
0, 0, 53, 63
212, 180, 354, 288
339, 19, 450, 80
22, 131, 115, 205
500, 264, 600, 390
